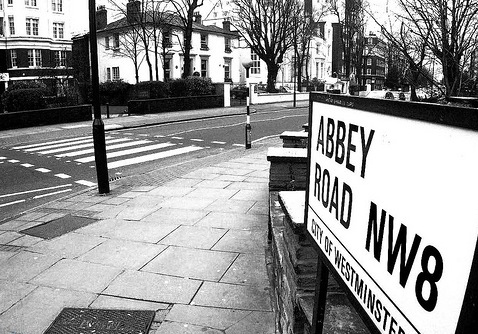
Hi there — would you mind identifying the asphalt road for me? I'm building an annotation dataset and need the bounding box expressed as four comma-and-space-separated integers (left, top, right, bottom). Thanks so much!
0, 106, 308, 223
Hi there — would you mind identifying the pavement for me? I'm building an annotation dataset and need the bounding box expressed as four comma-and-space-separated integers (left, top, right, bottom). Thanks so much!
0, 101, 308, 334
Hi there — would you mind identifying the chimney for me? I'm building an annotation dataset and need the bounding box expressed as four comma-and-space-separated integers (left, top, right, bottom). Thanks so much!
96, 5, 107, 30
194, 12, 202, 24
127, 0, 141, 24
222, 20, 230, 31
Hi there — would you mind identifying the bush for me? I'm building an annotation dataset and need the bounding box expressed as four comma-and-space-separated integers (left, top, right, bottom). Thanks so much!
169, 76, 215, 97
7, 80, 48, 91
133, 81, 170, 99
2, 88, 48, 112
99, 80, 131, 105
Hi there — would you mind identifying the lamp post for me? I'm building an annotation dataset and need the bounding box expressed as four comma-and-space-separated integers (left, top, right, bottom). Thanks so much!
242, 58, 253, 149
89, 0, 110, 194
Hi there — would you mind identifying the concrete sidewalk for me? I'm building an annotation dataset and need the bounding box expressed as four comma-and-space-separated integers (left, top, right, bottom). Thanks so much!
0, 138, 278, 333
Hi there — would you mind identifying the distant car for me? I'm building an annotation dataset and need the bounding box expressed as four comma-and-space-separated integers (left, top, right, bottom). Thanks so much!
231, 85, 248, 99
279, 86, 295, 93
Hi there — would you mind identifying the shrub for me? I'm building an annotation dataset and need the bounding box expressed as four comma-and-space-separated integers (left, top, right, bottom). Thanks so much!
133, 81, 170, 99
99, 80, 131, 105
169, 76, 215, 97
385, 91, 395, 99
7, 80, 48, 91
169, 79, 188, 97
2, 88, 48, 112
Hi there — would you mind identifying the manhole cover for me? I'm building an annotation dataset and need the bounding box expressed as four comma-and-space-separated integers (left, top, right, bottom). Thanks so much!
44, 308, 155, 334
21, 214, 97, 239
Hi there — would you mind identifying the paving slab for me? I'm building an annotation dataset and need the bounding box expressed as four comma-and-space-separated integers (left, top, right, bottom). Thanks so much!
185, 187, 238, 200
192, 281, 272, 312
147, 186, 195, 197
159, 225, 227, 249
7, 234, 43, 247
194, 180, 232, 189
0, 219, 32, 231
76, 218, 179, 243
206, 199, 256, 213
30, 258, 122, 293
90, 295, 169, 311
0, 231, 23, 243
225, 311, 275, 334
29, 232, 106, 258
142, 246, 237, 281
0, 251, 62, 282
143, 208, 209, 225
158, 197, 216, 210
0, 286, 96, 334
0, 280, 37, 314
77, 239, 166, 270
165, 304, 250, 330
212, 230, 267, 254
115, 206, 159, 221
230, 189, 269, 202
154, 321, 223, 334
195, 212, 267, 230
220, 254, 270, 286
104, 270, 201, 304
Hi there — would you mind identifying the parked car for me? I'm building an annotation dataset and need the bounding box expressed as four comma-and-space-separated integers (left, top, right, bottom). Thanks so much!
231, 85, 248, 99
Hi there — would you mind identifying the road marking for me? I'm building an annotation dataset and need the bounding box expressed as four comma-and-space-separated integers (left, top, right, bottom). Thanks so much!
190, 139, 204, 142
23, 138, 96, 152
154, 135, 165, 138
12, 136, 91, 150
37, 137, 129, 155
171, 136, 184, 140
8, 159, 20, 163
138, 134, 149, 137
61, 124, 90, 129
211, 141, 226, 145
233, 144, 245, 147
0, 184, 72, 199
0, 157, 6, 159
0, 199, 26, 208
75, 142, 175, 163
35, 168, 51, 173
108, 145, 203, 169
75, 180, 97, 187
33, 188, 72, 199
55, 173, 71, 179
56, 139, 152, 158
21, 163, 34, 167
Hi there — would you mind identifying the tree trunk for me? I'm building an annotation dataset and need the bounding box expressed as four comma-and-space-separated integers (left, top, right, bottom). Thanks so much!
266, 62, 280, 92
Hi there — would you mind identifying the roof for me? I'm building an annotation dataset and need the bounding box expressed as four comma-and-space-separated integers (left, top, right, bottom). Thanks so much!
98, 12, 239, 38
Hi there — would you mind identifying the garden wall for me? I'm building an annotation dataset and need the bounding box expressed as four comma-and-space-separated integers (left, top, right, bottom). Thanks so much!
128, 95, 223, 114
0, 105, 92, 130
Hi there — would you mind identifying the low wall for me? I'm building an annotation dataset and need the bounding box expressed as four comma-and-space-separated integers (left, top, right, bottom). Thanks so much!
128, 95, 223, 114
252, 91, 309, 104
0, 105, 92, 130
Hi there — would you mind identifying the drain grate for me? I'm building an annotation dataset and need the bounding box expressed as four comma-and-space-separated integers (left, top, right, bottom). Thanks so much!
20, 214, 97, 240
44, 308, 155, 334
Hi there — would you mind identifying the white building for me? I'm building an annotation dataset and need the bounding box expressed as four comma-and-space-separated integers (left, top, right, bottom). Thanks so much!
0, 0, 74, 94
93, 1, 241, 84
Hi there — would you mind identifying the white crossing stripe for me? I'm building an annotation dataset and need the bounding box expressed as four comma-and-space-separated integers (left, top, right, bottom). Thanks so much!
21, 163, 34, 167
211, 141, 226, 145
0, 157, 7, 160
0, 184, 72, 199
191, 139, 204, 142
12, 136, 91, 150
8, 160, 20, 163
75, 142, 175, 163
56, 140, 151, 158
76, 180, 97, 187
35, 168, 51, 173
37, 137, 129, 155
108, 145, 203, 169
55, 173, 71, 179
171, 136, 184, 140
24, 138, 98, 152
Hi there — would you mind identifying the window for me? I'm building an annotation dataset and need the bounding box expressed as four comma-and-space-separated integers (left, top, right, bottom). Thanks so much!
201, 58, 208, 77
54, 50, 66, 66
224, 59, 231, 80
10, 50, 17, 67
164, 57, 171, 80
8, 16, 14, 35
106, 68, 111, 81
25, 0, 37, 6
225, 37, 231, 52
26, 18, 39, 36
112, 67, 120, 81
367, 68, 372, 75
113, 33, 120, 49
53, 22, 64, 39
368, 37, 373, 44
200, 34, 208, 50
105, 36, 110, 49
28, 49, 42, 67
8, 0, 12, 4
251, 51, 260, 74
163, 31, 172, 48
52, 0, 62, 12
367, 58, 372, 66
0, 18, 3, 36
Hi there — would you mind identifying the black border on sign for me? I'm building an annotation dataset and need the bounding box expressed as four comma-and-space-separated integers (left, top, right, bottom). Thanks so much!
304, 92, 478, 334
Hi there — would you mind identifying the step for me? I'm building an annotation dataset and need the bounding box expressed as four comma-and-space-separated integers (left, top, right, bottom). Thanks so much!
280, 131, 308, 148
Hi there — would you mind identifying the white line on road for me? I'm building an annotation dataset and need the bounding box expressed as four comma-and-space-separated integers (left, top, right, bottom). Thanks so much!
0, 157, 6, 159
55, 173, 71, 179
171, 136, 184, 140
75, 180, 97, 187
75, 142, 175, 163
107, 145, 203, 169
12, 136, 91, 150
0, 184, 72, 199
211, 141, 226, 145
35, 168, 51, 173
0, 199, 26, 208
21, 163, 34, 167
23, 138, 97, 152
8, 159, 20, 163
37, 137, 129, 155
61, 124, 90, 129
55, 139, 152, 158
33, 188, 72, 199
190, 139, 204, 142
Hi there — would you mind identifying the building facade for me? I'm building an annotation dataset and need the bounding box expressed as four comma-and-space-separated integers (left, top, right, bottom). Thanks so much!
362, 32, 386, 90
0, 0, 74, 95
90, 2, 240, 84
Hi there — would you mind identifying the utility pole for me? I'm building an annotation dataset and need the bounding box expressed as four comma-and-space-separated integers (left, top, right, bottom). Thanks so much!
89, 0, 110, 194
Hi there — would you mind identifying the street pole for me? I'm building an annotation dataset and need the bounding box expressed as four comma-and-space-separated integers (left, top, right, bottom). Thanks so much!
89, 0, 110, 194
242, 59, 253, 149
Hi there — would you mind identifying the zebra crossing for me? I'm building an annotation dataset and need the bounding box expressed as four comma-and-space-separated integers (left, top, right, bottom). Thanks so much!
11, 134, 204, 170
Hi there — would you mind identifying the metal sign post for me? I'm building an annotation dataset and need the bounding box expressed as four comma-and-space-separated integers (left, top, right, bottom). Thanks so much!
242, 59, 253, 149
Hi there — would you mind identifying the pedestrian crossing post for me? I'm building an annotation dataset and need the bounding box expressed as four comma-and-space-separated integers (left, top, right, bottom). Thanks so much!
89, 0, 110, 194
242, 59, 253, 149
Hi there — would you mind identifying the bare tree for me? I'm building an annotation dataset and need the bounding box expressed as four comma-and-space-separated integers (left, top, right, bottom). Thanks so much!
231, 0, 299, 92
168, 0, 204, 78
396, 0, 478, 97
